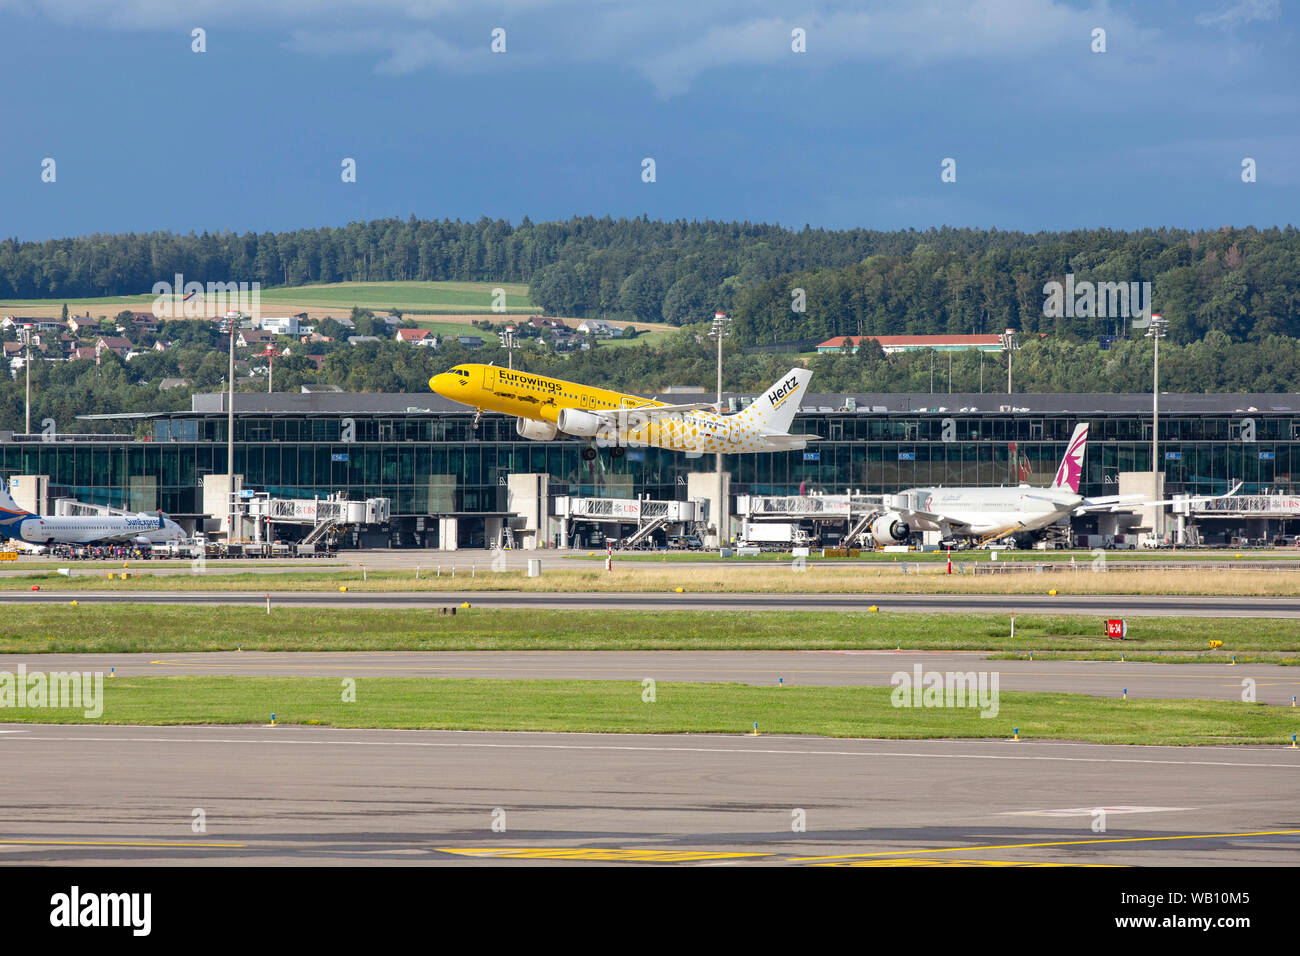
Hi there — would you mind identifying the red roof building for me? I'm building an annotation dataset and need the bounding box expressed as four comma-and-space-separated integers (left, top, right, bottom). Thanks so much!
816, 334, 1007, 354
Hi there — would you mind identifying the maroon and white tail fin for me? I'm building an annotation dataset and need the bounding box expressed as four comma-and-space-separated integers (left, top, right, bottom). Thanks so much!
1050, 424, 1088, 493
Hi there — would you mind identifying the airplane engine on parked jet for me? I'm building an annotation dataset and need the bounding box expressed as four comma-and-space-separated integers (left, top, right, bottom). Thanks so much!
516, 418, 559, 441
870, 513, 911, 545
556, 408, 605, 438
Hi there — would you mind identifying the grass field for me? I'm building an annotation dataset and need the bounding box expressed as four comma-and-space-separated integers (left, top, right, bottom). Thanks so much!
0, 281, 537, 317
4, 564, 1300, 596
0, 606, 1295, 656
2, 676, 1295, 745
0, 281, 677, 337
593, 549, 1300, 564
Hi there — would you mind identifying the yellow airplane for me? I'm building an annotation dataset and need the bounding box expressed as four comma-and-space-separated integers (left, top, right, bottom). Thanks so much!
428, 364, 818, 459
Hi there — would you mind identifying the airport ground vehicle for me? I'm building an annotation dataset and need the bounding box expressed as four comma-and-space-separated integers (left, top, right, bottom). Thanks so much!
737, 522, 813, 550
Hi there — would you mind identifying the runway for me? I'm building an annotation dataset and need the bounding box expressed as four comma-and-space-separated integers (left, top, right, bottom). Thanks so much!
1, 724, 1296, 866
2, 589, 1299, 616
9, 650, 1300, 704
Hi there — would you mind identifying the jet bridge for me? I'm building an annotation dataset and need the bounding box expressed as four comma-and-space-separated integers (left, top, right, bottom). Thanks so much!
242, 493, 391, 548
1170, 492, 1300, 546
736, 492, 889, 547
554, 496, 704, 549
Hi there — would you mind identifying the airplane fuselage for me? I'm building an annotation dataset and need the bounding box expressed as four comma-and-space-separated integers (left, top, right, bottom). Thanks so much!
1, 514, 185, 546
430, 364, 809, 454
903, 486, 1084, 535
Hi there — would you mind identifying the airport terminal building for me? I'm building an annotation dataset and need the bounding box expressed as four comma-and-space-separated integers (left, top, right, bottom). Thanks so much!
1, 389, 1297, 549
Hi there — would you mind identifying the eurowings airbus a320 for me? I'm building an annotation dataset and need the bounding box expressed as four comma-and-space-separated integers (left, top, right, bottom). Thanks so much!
429, 364, 818, 459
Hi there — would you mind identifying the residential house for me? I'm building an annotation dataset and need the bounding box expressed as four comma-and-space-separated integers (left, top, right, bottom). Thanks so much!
236, 329, 275, 348
396, 328, 437, 347
129, 312, 160, 334
576, 320, 622, 337
346, 335, 381, 345
457, 335, 485, 348
261, 316, 304, 335
814, 334, 1006, 355
95, 336, 133, 358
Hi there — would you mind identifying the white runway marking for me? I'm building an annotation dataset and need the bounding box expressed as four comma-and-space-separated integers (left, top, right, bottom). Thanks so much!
1001, 806, 1195, 816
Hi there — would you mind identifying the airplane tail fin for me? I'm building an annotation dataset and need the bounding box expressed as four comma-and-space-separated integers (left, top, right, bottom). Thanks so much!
0, 478, 32, 515
737, 368, 813, 434
0, 480, 33, 517
1050, 423, 1089, 493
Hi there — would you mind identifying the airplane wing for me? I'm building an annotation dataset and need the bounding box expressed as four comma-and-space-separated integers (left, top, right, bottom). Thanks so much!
758, 433, 822, 448
595, 403, 716, 423
1074, 482, 1243, 514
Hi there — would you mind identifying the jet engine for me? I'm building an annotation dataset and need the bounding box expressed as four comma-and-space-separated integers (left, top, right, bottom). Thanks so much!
516, 418, 559, 441
870, 513, 910, 545
556, 408, 604, 438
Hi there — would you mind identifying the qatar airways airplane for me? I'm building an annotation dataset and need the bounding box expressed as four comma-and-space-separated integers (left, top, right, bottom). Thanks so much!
869, 423, 1240, 545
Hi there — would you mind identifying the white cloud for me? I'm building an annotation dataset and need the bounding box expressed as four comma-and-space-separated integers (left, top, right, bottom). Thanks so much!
1195, 0, 1281, 29
0, 0, 1243, 96
285, 28, 481, 75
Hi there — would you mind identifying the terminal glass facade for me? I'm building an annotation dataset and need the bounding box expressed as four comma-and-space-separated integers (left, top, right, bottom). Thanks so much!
0, 408, 1287, 538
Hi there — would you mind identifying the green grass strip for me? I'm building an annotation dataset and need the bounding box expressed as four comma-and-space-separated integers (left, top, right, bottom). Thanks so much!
2, 676, 1298, 746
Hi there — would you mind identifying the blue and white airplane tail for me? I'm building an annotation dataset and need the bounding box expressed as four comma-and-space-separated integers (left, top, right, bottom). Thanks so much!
0, 481, 33, 518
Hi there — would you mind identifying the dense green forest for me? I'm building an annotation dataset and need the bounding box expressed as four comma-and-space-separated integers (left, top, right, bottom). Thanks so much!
2, 216, 1299, 433
5, 217, 1298, 343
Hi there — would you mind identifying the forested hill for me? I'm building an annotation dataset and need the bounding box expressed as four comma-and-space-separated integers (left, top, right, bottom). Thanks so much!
3, 218, 1298, 343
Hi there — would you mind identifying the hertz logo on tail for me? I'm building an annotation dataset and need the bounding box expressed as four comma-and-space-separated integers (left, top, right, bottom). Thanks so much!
767, 375, 799, 407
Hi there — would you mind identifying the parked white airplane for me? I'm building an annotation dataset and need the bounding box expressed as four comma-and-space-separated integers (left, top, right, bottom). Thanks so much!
869, 423, 1241, 545
0, 482, 184, 547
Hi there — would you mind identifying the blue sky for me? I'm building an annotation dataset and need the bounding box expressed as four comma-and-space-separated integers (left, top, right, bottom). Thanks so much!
1, 0, 1295, 240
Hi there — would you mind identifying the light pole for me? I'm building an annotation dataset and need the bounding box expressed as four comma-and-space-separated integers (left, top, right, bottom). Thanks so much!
223, 311, 238, 543
498, 325, 519, 370
20, 323, 31, 434
998, 328, 1018, 394
1146, 313, 1168, 537
709, 311, 731, 547
259, 344, 280, 393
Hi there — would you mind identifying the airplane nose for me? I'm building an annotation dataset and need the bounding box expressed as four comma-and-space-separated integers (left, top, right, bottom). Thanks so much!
429, 374, 444, 394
